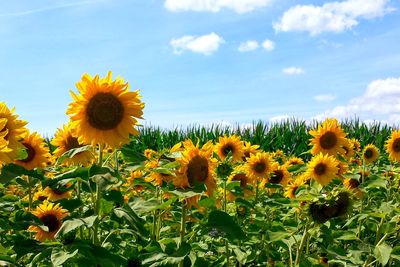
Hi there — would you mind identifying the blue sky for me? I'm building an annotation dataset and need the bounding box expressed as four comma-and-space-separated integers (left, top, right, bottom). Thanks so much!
1, 0, 400, 136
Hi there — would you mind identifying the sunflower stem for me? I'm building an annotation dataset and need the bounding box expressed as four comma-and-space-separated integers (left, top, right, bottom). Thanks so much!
27, 176, 33, 212
93, 144, 104, 245
223, 179, 227, 212
178, 201, 186, 267
295, 221, 310, 266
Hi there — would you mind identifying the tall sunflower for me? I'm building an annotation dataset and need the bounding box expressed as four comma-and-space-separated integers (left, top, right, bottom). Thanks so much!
174, 140, 216, 196
386, 130, 400, 162
15, 132, 50, 170
28, 201, 69, 242
267, 163, 290, 186
245, 152, 272, 183
362, 144, 379, 164
340, 138, 355, 161
214, 135, 244, 162
0, 102, 28, 164
51, 123, 95, 166
309, 118, 347, 156
307, 153, 339, 186
242, 141, 260, 161
67, 72, 144, 148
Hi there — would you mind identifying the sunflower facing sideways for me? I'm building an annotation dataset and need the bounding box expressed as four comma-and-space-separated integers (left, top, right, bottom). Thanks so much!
362, 144, 380, 164
226, 168, 253, 201
67, 71, 144, 149
174, 140, 217, 196
0, 102, 28, 164
15, 132, 50, 170
28, 201, 69, 242
215, 135, 244, 162
386, 130, 400, 162
307, 153, 339, 186
309, 118, 347, 156
51, 123, 95, 166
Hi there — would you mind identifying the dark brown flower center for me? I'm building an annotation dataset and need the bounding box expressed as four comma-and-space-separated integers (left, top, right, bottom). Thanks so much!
253, 161, 266, 174
342, 146, 349, 155
319, 131, 337, 150
347, 179, 360, 189
41, 214, 60, 232
270, 170, 284, 184
187, 155, 209, 186
86, 93, 124, 130
232, 173, 248, 187
20, 143, 36, 163
364, 148, 374, 159
65, 135, 81, 150
52, 188, 66, 195
222, 144, 234, 156
314, 163, 326, 175
392, 138, 400, 152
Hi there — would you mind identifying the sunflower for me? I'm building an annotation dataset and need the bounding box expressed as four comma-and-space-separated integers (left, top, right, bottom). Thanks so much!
174, 140, 216, 196
214, 135, 244, 162
28, 201, 69, 242
350, 138, 361, 152
226, 169, 253, 201
125, 171, 145, 195
284, 175, 305, 199
67, 72, 144, 149
145, 159, 175, 186
0, 126, 12, 164
271, 150, 286, 164
51, 123, 94, 166
340, 139, 355, 161
283, 156, 304, 168
42, 186, 73, 202
309, 118, 347, 156
242, 141, 260, 161
307, 153, 339, 186
245, 152, 272, 183
266, 163, 290, 186
15, 132, 50, 170
362, 144, 379, 164
386, 130, 400, 162
0, 102, 28, 164
343, 178, 363, 198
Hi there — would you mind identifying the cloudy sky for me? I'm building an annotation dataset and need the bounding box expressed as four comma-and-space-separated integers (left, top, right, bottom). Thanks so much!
1, 0, 400, 135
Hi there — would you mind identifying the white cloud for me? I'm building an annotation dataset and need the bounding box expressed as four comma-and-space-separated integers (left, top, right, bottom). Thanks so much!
170, 32, 224, 55
314, 94, 336, 102
164, 0, 271, 14
269, 115, 290, 123
238, 40, 259, 52
282, 67, 305, 75
262, 39, 275, 51
273, 0, 394, 35
315, 77, 400, 124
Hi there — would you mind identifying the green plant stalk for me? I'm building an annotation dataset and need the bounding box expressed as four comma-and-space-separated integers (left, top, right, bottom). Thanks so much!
93, 144, 104, 245
27, 176, 33, 212
363, 218, 387, 267
178, 202, 186, 267
152, 186, 160, 240
223, 179, 227, 212
77, 180, 84, 239
295, 222, 310, 266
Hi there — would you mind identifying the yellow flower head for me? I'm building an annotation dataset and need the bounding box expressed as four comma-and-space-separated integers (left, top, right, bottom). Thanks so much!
245, 152, 272, 183
51, 123, 95, 166
309, 118, 347, 156
67, 71, 144, 148
28, 201, 69, 242
307, 153, 339, 186
15, 131, 50, 170
214, 135, 244, 162
386, 130, 400, 162
362, 144, 379, 164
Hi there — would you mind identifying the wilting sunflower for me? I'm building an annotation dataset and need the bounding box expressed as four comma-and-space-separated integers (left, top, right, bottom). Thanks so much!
67, 72, 144, 148
51, 123, 94, 166
0, 102, 28, 164
28, 201, 69, 242
174, 140, 216, 196
362, 144, 379, 164
307, 153, 339, 186
309, 118, 347, 156
15, 132, 50, 170
386, 130, 400, 162
245, 152, 272, 183
214, 135, 244, 162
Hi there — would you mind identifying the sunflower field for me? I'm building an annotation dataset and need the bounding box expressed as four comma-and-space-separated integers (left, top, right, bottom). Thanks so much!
0, 72, 399, 267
